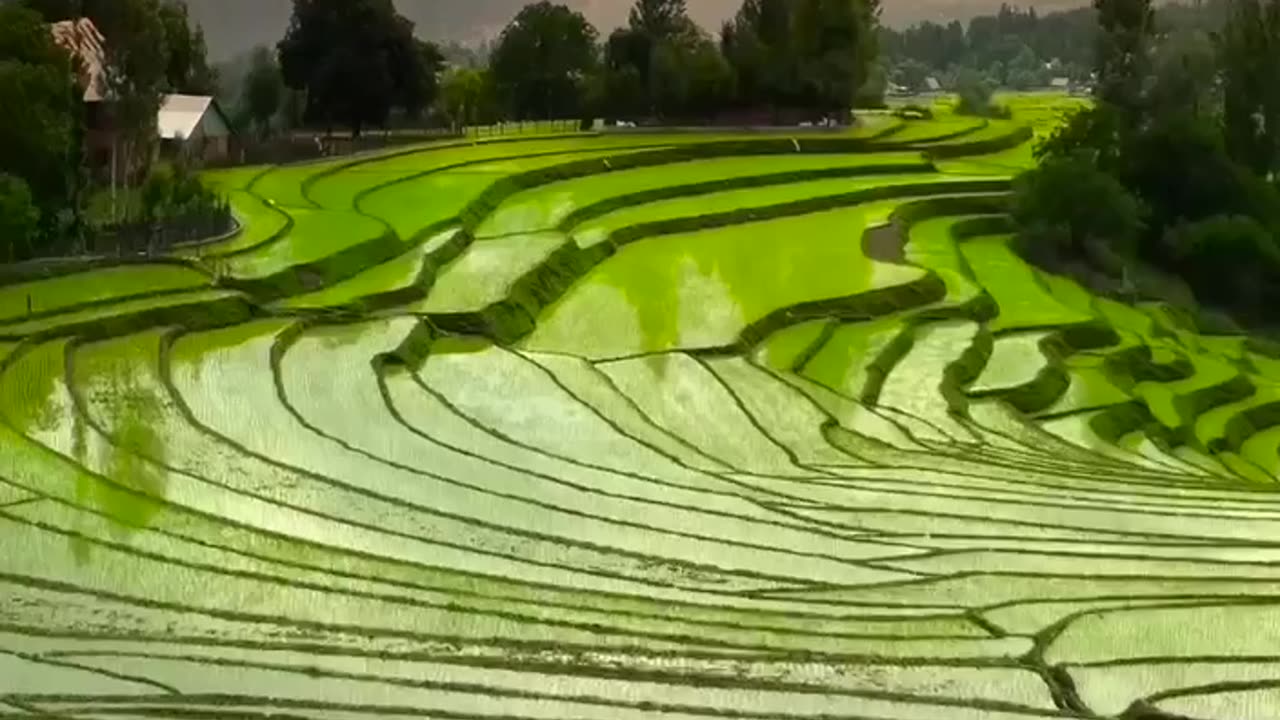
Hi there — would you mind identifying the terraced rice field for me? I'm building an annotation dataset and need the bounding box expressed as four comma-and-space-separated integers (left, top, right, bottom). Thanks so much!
3, 96, 1278, 719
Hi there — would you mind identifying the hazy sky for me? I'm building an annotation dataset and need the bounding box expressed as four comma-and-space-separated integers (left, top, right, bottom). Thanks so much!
189, 0, 1088, 62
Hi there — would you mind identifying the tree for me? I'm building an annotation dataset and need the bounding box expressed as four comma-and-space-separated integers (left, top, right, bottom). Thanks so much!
629, 0, 692, 40
242, 46, 283, 138
490, 2, 598, 120
0, 3, 81, 227
603, 0, 706, 118
1120, 114, 1280, 233
722, 0, 800, 108
0, 174, 42, 263
278, 0, 429, 136
100, 0, 169, 194
158, 0, 215, 94
792, 0, 882, 118
1219, 0, 1280, 178
402, 39, 445, 119
892, 58, 931, 92
953, 67, 1007, 117
437, 67, 497, 130
1012, 152, 1147, 261
1147, 27, 1219, 121
597, 32, 648, 118
1166, 214, 1280, 317
1093, 0, 1155, 124
649, 29, 733, 118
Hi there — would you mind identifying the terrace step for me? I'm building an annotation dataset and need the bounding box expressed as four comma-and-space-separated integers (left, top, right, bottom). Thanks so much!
868, 319, 987, 444
797, 317, 913, 403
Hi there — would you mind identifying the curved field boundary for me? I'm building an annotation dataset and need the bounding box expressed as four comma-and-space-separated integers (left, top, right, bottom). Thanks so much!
0, 289, 254, 343
419, 180, 1010, 344
12, 112, 1280, 718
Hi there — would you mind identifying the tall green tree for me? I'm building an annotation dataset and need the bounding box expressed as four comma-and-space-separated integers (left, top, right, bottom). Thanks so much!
1219, 0, 1280, 177
792, 0, 882, 117
721, 0, 800, 108
490, 2, 597, 120
158, 0, 214, 94
242, 46, 283, 138
99, 0, 168, 195
628, 0, 692, 40
604, 0, 705, 118
437, 67, 497, 130
0, 3, 81, 235
278, 0, 431, 136
1094, 0, 1155, 124
0, 174, 41, 263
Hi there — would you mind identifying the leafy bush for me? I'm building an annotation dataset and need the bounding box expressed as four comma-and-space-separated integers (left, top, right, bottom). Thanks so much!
1165, 214, 1280, 318
140, 160, 228, 223
1120, 116, 1280, 235
1012, 153, 1146, 262
953, 69, 1010, 119
0, 172, 40, 262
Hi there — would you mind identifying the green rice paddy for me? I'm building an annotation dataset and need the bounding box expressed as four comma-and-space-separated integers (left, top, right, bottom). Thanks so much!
2, 94, 1277, 719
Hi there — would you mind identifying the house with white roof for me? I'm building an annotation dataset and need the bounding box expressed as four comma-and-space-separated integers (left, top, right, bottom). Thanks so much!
157, 94, 235, 162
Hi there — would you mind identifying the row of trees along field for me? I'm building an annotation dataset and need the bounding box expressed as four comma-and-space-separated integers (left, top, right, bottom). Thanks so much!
881, 0, 1229, 94
1013, 0, 1280, 330
224, 0, 884, 137
0, 0, 225, 263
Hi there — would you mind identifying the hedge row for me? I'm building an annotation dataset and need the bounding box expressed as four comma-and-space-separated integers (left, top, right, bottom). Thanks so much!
218, 228, 407, 301
0, 254, 212, 288
971, 322, 1121, 414
557, 161, 937, 232
425, 181, 1009, 346
868, 120, 990, 151
921, 125, 1037, 160
0, 292, 255, 345
1104, 345, 1195, 389
1220, 401, 1280, 453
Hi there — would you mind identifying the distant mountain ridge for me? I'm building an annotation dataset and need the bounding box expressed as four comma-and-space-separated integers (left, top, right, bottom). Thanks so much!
185, 0, 1090, 62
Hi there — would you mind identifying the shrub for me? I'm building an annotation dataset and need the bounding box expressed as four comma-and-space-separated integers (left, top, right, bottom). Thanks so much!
0, 172, 40, 262
953, 69, 1010, 119
1012, 153, 1146, 263
1121, 116, 1280, 235
1165, 214, 1280, 319
140, 159, 227, 223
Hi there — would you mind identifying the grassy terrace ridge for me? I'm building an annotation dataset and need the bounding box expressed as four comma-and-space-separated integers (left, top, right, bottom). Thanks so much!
6, 94, 1280, 720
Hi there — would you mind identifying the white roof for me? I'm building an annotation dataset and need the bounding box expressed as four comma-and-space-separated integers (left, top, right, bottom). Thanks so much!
158, 94, 220, 140
1050, 77, 1071, 87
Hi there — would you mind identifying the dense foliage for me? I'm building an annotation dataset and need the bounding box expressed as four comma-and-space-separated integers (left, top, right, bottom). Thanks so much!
1, 0, 227, 259
0, 3, 82, 247
881, 0, 1230, 94
490, 2, 597, 121
1013, 0, 1280, 328
277, 0, 443, 136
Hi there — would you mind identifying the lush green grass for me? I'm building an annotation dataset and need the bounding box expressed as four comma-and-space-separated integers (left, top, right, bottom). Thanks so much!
219, 208, 389, 280
276, 227, 459, 310
474, 151, 930, 238
571, 173, 996, 248
961, 235, 1093, 330
8, 111, 1280, 720
413, 232, 567, 313
523, 204, 925, 359
0, 265, 210, 322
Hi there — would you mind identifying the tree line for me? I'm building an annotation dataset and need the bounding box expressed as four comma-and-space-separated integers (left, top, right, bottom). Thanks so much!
229, 0, 883, 137
881, 0, 1228, 94
1013, 0, 1280, 328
